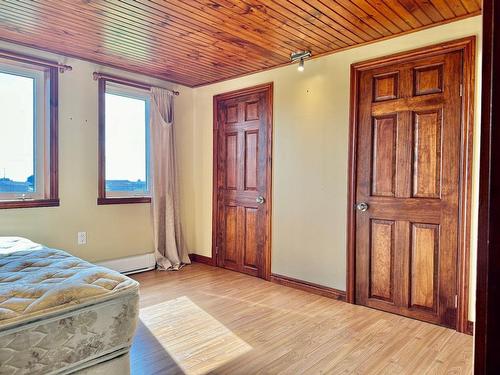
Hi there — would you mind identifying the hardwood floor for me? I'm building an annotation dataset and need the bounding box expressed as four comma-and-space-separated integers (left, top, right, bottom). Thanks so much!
130, 263, 472, 374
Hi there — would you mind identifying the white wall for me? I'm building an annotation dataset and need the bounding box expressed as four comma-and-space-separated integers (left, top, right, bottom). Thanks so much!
186, 16, 482, 318
0, 40, 194, 263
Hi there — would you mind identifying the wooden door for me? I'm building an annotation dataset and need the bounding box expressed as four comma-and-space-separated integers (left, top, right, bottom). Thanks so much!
352, 48, 469, 328
213, 84, 272, 279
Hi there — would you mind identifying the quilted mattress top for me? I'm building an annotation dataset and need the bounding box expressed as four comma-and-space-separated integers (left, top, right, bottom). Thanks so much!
0, 237, 139, 329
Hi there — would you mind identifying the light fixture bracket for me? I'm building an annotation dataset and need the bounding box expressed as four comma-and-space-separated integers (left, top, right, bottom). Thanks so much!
290, 50, 312, 62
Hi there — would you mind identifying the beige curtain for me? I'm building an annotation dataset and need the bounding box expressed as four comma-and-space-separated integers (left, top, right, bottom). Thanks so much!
150, 87, 190, 270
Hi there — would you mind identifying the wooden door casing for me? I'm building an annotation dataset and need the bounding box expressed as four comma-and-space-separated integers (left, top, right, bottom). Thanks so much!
213, 83, 273, 280
347, 38, 475, 332
474, 0, 500, 370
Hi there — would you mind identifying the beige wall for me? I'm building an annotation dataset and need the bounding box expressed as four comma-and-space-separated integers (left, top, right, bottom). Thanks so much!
0, 40, 194, 263
187, 16, 482, 318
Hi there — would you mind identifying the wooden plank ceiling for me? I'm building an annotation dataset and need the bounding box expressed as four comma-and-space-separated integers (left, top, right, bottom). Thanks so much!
0, 1, 481, 87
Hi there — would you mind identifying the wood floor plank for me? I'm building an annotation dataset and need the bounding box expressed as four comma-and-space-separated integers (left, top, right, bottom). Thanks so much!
130, 263, 472, 374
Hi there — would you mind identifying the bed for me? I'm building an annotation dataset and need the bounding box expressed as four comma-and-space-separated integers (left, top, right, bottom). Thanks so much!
0, 237, 139, 375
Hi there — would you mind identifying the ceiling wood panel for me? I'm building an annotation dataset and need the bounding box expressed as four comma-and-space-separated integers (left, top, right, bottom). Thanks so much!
9, 0, 271, 73
0, 0, 481, 87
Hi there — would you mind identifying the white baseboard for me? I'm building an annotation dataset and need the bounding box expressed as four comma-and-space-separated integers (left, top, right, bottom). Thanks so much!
97, 253, 156, 275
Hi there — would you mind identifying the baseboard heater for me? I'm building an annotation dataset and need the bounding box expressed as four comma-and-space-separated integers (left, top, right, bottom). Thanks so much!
97, 253, 156, 275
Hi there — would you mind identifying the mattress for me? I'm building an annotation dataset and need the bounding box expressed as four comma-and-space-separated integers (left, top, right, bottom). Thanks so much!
0, 237, 140, 375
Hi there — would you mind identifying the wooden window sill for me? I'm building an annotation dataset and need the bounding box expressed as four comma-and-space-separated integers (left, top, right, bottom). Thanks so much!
97, 197, 151, 205
0, 199, 60, 209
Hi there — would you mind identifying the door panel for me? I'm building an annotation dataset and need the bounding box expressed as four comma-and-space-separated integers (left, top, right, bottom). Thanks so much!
410, 223, 439, 312
372, 116, 397, 197
414, 64, 443, 95
412, 110, 442, 198
369, 219, 395, 303
244, 131, 258, 191
215, 84, 272, 279
224, 205, 238, 265
226, 105, 238, 123
225, 134, 238, 190
243, 207, 258, 269
354, 50, 462, 328
373, 72, 399, 102
245, 101, 259, 121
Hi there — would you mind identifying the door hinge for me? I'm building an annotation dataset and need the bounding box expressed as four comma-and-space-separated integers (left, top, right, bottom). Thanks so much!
215, 246, 219, 255
459, 84, 463, 97
454, 294, 458, 309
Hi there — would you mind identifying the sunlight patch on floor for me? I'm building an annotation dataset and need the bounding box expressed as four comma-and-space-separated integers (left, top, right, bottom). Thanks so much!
138, 296, 252, 375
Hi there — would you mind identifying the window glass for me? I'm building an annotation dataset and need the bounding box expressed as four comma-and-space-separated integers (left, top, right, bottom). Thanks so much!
0, 69, 40, 197
104, 88, 150, 196
0, 58, 58, 209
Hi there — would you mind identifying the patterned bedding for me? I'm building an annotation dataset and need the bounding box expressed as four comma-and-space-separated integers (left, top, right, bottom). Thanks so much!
0, 237, 139, 375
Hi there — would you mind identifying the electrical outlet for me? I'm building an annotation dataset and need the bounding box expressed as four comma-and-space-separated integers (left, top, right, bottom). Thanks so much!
77, 232, 87, 245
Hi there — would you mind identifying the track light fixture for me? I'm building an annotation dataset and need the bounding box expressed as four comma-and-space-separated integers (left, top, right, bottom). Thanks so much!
291, 51, 311, 72
298, 58, 305, 72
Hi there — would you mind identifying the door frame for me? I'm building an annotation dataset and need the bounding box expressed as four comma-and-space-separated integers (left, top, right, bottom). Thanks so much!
474, 0, 500, 370
346, 37, 476, 333
212, 82, 274, 280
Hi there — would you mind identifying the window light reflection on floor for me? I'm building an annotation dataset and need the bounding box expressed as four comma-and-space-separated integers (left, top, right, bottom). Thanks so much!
132, 296, 252, 375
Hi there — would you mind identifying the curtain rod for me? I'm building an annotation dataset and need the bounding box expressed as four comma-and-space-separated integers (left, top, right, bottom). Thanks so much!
92, 72, 180, 96
0, 49, 72, 72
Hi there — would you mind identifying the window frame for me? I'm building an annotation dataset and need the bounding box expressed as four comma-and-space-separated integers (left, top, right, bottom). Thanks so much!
0, 59, 59, 209
97, 78, 152, 205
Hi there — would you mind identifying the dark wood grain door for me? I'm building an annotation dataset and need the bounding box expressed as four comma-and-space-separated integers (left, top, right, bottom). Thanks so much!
354, 51, 463, 328
214, 84, 272, 279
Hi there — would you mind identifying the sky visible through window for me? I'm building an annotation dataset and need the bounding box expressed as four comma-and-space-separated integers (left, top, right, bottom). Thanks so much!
0, 71, 34, 193
105, 92, 148, 192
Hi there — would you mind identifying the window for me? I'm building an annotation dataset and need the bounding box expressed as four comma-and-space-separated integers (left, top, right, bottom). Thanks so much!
0, 58, 59, 209
98, 80, 151, 204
